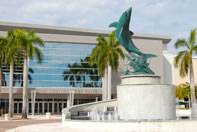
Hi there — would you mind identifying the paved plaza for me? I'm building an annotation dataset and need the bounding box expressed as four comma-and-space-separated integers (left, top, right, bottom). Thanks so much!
0, 115, 61, 132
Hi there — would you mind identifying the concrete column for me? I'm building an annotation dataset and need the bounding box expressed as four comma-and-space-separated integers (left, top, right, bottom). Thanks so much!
71, 91, 75, 106
37, 102, 39, 114
52, 101, 54, 113
67, 94, 71, 107
57, 103, 59, 113
31, 90, 36, 116
49, 102, 50, 113
17, 102, 19, 114
42, 102, 44, 114
107, 65, 112, 100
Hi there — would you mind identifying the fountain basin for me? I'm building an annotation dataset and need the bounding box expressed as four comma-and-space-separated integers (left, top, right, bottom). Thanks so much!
62, 120, 197, 132
121, 75, 160, 84
117, 75, 176, 120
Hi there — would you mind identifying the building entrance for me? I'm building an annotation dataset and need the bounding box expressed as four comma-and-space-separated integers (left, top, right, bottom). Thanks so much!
1, 98, 95, 114
0, 99, 9, 114
12, 98, 67, 114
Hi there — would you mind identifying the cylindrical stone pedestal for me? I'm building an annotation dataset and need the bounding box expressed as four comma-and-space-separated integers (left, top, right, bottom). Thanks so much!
5, 114, 10, 121
46, 112, 51, 119
117, 75, 176, 120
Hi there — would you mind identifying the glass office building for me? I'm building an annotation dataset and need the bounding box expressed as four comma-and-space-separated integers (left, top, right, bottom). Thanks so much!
3, 43, 101, 88
1, 42, 103, 114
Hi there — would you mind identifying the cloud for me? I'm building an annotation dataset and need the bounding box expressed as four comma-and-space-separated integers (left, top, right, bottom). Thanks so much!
0, 0, 120, 27
123, 0, 197, 54
0, 0, 196, 54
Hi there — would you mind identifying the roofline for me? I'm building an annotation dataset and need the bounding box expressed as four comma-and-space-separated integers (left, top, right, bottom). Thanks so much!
0, 21, 171, 44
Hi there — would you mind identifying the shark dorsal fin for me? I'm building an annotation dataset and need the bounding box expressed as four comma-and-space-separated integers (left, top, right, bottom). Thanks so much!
109, 22, 118, 28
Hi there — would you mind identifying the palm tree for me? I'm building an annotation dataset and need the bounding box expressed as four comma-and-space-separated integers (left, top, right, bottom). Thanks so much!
63, 63, 81, 87
174, 28, 197, 117
89, 63, 101, 87
0, 37, 7, 109
82, 57, 101, 87
79, 58, 89, 87
89, 31, 124, 100
13, 68, 34, 87
5, 30, 22, 117
14, 29, 44, 119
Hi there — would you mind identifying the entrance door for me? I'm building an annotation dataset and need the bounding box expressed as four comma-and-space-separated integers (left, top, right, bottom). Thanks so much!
35, 103, 38, 114
44, 103, 48, 113
19, 103, 22, 113
44, 102, 53, 113
39, 103, 43, 114
49, 103, 52, 113
14, 103, 18, 113
54, 103, 58, 113
58, 102, 62, 113
0, 99, 9, 114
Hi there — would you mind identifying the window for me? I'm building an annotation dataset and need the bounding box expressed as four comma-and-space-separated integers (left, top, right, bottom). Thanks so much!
28, 42, 102, 88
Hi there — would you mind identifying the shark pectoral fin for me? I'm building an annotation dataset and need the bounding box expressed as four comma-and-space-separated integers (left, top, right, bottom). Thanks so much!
143, 54, 157, 60
130, 31, 134, 36
109, 22, 118, 28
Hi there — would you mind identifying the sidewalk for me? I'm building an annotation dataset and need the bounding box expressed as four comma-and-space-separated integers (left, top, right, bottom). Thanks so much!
0, 114, 61, 132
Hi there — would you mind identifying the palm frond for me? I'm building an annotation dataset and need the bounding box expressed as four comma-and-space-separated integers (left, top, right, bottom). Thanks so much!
174, 50, 187, 67
175, 39, 190, 50
192, 45, 197, 55
89, 31, 125, 77
34, 47, 43, 64
189, 28, 196, 49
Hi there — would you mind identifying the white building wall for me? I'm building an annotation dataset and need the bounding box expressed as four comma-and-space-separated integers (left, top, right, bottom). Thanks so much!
163, 51, 175, 85
163, 52, 197, 86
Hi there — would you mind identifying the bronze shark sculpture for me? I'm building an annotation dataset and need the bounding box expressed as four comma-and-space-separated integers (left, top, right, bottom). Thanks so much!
109, 7, 157, 75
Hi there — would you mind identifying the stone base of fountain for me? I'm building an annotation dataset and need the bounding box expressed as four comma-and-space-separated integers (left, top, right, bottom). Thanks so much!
117, 75, 176, 120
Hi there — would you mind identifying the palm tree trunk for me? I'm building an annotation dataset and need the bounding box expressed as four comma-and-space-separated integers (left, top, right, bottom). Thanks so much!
9, 63, 14, 117
190, 62, 197, 117
190, 62, 196, 104
83, 75, 85, 87
105, 67, 108, 100
2, 73, 6, 86
22, 48, 28, 119
0, 58, 2, 108
93, 77, 97, 87
72, 80, 75, 87
102, 74, 105, 101
107, 65, 112, 100
102, 67, 108, 101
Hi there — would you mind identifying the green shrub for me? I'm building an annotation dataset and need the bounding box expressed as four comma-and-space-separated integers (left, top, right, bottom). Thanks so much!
176, 82, 197, 99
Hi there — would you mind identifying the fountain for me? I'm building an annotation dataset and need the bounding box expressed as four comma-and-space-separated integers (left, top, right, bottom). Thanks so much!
88, 106, 119, 121
61, 7, 197, 132
117, 75, 176, 120
62, 7, 176, 121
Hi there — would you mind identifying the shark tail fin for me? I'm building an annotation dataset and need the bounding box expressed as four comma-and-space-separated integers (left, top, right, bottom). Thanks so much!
109, 22, 118, 28
143, 54, 157, 60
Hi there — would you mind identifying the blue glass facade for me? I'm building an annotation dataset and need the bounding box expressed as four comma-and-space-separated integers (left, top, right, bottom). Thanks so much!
4, 42, 102, 88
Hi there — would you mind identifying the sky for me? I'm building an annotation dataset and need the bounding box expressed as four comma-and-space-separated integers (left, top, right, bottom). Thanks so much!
0, 0, 197, 54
